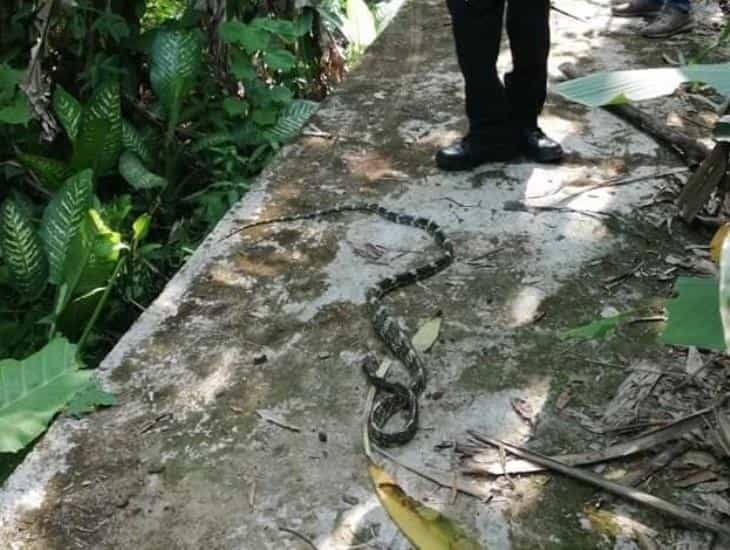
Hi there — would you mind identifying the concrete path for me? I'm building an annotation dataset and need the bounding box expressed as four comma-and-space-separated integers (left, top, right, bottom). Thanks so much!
2, 1, 727, 548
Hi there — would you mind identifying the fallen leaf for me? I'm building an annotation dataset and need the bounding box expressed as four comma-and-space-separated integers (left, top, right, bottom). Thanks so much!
673, 470, 718, 488
673, 451, 718, 470
412, 315, 443, 353
684, 347, 704, 376
698, 493, 730, 517
556, 389, 573, 411
661, 277, 725, 351
369, 464, 481, 550
710, 224, 730, 263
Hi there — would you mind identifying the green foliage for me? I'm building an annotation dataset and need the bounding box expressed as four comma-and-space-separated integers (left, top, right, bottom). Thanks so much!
71, 79, 123, 175
53, 86, 83, 143
65, 378, 116, 418
0, 338, 91, 453
0, 64, 31, 126
661, 277, 724, 351
17, 154, 72, 191
263, 100, 319, 143
121, 119, 152, 164
40, 170, 94, 285
560, 312, 629, 341
0, 198, 48, 300
119, 151, 167, 189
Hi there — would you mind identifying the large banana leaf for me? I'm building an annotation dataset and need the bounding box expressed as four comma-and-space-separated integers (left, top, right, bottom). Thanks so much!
0, 337, 91, 453
40, 170, 94, 285
0, 198, 48, 299
71, 80, 123, 175
150, 29, 201, 128
555, 63, 730, 107
721, 235, 730, 352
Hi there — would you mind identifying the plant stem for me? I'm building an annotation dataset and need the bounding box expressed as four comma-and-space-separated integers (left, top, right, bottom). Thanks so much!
77, 254, 127, 353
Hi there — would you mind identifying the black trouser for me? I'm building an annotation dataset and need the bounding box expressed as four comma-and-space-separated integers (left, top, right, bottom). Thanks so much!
446, 0, 551, 144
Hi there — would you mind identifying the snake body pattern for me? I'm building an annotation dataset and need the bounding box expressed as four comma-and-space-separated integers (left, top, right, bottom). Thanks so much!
228, 203, 454, 447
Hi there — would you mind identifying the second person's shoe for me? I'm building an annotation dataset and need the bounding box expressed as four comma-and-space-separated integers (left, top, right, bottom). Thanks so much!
520, 127, 563, 163
435, 137, 519, 172
612, 0, 662, 16
641, 6, 693, 38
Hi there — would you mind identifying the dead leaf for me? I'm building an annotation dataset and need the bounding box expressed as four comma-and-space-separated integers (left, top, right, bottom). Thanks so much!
710, 223, 730, 263
556, 389, 573, 411
673, 451, 718, 470
684, 347, 704, 376
698, 493, 730, 517
412, 315, 443, 353
511, 398, 535, 426
716, 409, 730, 458
369, 464, 481, 549
673, 470, 718, 488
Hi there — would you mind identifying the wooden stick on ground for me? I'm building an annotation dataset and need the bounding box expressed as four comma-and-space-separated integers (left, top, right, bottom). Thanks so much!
558, 63, 711, 166
468, 432, 730, 539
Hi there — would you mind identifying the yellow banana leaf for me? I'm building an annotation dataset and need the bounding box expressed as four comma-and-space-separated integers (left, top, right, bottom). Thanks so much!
369, 464, 482, 550
711, 224, 730, 263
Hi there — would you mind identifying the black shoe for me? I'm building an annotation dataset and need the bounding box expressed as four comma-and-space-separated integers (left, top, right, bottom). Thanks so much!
521, 127, 563, 163
435, 138, 518, 172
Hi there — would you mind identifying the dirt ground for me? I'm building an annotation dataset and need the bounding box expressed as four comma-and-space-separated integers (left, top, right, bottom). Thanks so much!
1, 0, 729, 548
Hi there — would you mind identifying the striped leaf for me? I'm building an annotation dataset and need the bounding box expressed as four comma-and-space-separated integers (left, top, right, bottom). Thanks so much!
71, 80, 123, 175
119, 151, 167, 190
68, 209, 123, 296
17, 153, 72, 192
0, 198, 48, 299
121, 119, 152, 164
150, 29, 201, 124
53, 86, 82, 143
40, 170, 94, 285
0, 337, 91, 453
263, 100, 319, 143
191, 132, 233, 152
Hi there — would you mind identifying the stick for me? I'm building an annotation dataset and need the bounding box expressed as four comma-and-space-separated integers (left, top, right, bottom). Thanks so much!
255, 410, 302, 432
559, 63, 711, 166
467, 433, 730, 538
279, 526, 319, 550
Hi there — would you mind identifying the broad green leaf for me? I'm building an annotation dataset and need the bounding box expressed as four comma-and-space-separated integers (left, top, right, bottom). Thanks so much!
71, 79, 123, 175
561, 312, 629, 341
269, 85, 293, 105
220, 20, 270, 52
0, 94, 31, 125
65, 378, 115, 418
53, 86, 82, 142
412, 315, 442, 353
252, 108, 278, 126
0, 198, 48, 299
294, 11, 314, 37
262, 99, 319, 142
661, 277, 724, 351
253, 18, 298, 43
0, 65, 23, 103
555, 63, 730, 108
150, 29, 202, 124
343, 0, 377, 49
17, 153, 72, 191
370, 464, 481, 550
264, 49, 297, 71
119, 151, 167, 189
40, 169, 94, 285
191, 132, 233, 153
222, 97, 248, 117
0, 337, 91, 453
121, 119, 152, 164
230, 50, 257, 81
65, 209, 124, 296
132, 213, 151, 244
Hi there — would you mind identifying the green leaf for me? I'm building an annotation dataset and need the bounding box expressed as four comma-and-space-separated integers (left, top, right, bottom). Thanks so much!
661, 277, 724, 351
132, 213, 151, 244
222, 97, 248, 117
121, 119, 152, 164
0, 65, 23, 103
262, 99, 319, 142
0, 198, 48, 299
40, 169, 94, 285
119, 151, 167, 189
294, 11, 314, 37
219, 20, 270, 52
17, 153, 72, 191
721, 236, 730, 352
0, 337, 91, 453
53, 86, 82, 142
560, 312, 629, 341
263, 49, 297, 71
555, 63, 730, 108
149, 29, 202, 124
71, 79, 123, 175
65, 378, 115, 418
230, 50, 257, 81
190, 132, 233, 153
0, 94, 31, 125
254, 18, 298, 43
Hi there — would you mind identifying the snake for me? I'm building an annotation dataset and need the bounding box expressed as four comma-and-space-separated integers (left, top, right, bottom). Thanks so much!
225, 203, 454, 447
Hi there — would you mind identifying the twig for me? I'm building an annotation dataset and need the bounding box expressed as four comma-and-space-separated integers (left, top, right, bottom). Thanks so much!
467, 433, 730, 538
279, 526, 319, 550
434, 197, 481, 208
256, 410, 302, 432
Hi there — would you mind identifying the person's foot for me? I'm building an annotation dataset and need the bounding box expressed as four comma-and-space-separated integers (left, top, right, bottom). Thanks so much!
520, 127, 563, 163
612, 0, 662, 17
641, 6, 693, 38
435, 137, 518, 171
